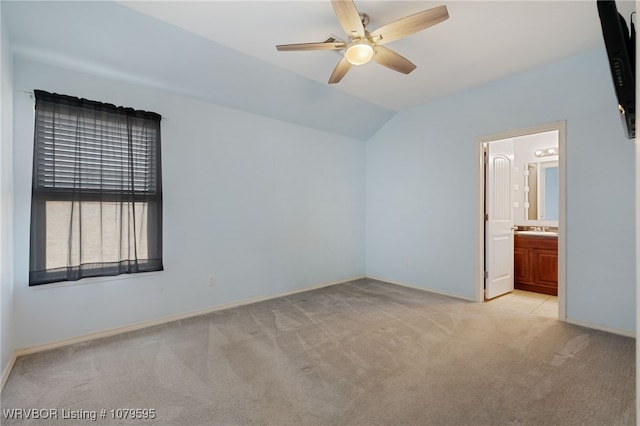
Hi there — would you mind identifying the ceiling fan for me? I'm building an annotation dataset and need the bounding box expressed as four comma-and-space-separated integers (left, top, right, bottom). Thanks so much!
276, 0, 449, 84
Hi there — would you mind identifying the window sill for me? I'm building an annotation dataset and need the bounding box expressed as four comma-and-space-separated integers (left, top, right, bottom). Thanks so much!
30, 270, 163, 290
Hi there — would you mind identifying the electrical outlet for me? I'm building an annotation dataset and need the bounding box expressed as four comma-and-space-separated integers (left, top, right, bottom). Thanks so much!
208, 275, 215, 286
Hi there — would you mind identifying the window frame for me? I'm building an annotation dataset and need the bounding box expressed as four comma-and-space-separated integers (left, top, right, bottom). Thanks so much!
29, 90, 163, 286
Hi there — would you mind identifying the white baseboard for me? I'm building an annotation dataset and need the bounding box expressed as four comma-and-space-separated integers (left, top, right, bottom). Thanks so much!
15, 275, 366, 357
6, 275, 632, 389
565, 317, 635, 338
1, 351, 17, 391
368, 276, 636, 338
365, 275, 477, 302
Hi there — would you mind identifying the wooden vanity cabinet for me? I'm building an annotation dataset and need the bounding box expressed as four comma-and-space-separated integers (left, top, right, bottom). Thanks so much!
514, 234, 558, 296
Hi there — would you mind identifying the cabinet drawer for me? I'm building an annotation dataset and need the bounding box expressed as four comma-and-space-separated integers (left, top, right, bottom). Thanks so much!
514, 235, 557, 250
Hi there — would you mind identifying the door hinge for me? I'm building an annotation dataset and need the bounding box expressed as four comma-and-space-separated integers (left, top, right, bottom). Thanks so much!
484, 271, 488, 279
484, 213, 488, 221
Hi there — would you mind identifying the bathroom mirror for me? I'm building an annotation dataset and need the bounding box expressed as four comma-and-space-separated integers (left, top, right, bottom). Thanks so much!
526, 161, 558, 221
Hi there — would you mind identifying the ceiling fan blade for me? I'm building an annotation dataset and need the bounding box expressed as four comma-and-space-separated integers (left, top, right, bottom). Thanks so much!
331, 0, 365, 38
371, 5, 449, 45
276, 42, 346, 51
329, 56, 352, 84
373, 46, 417, 74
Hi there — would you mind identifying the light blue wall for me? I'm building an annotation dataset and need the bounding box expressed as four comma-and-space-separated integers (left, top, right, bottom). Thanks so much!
366, 50, 635, 332
11, 57, 366, 349
5, 48, 636, 353
0, 2, 15, 383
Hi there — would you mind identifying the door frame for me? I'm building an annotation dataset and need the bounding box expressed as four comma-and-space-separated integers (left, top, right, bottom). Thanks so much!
475, 121, 567, 321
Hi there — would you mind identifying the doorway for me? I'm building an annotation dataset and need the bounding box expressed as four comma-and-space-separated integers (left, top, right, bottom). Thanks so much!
476, 122, 566, 321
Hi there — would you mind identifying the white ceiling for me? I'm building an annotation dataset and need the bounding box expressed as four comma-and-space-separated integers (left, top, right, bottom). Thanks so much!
119, 0, 634, 111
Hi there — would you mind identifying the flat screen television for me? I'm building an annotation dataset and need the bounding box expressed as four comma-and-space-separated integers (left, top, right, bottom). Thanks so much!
597, 0, 635, 139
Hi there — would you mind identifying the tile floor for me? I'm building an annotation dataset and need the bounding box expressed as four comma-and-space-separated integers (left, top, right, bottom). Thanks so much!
487, 289, 558, 319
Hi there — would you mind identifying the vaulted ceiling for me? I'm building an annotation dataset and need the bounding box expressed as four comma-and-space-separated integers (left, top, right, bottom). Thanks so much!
121, 1, 629, 110
4, 1, 633, 140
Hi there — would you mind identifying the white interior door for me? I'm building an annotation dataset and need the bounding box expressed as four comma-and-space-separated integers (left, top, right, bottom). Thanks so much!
485, 138, 515, 299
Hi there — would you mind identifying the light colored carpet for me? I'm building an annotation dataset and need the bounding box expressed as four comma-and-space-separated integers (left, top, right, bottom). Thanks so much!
1, 279, 635, 425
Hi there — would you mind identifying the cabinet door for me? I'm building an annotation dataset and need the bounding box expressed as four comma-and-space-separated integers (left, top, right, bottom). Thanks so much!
513, 247, 529, 283
533, 249, 558, 287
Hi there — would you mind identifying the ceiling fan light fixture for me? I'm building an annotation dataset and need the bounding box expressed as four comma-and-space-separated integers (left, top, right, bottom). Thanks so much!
345, 40, 374, 65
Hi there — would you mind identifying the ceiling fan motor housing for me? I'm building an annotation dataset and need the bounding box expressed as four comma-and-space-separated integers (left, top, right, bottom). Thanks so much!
359, 13, 369, 27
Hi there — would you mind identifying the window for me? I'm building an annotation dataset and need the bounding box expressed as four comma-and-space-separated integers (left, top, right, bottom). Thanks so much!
29, 90, 163, 286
